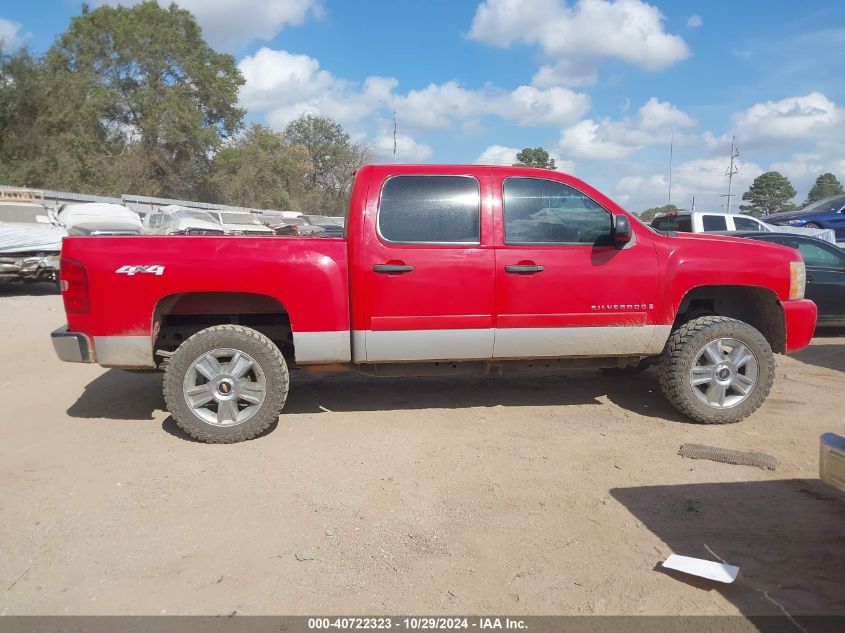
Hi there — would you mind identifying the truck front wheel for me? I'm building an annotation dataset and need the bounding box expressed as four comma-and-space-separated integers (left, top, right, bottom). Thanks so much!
658, 316, 774, 424
163, 325, 289, 443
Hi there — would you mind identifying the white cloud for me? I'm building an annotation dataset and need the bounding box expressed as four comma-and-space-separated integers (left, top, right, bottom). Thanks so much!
615, 157, 764, 211
0, 17, 28, 49
373, 130, 433, 163
731, 92, 843, 148
238, 48, 397, 129
239, 48, 590, 133
474, 145, 575, 173
531, 59, 598, 88
469, 0, 689, 75
687, 14, 702, 28
558, 98, 695, 159
475, 145, 520, 165
93, 0, 320, 48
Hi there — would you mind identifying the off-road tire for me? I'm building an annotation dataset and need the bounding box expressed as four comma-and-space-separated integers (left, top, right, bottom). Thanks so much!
164, 325, 289, 443
658, 316, 774, 424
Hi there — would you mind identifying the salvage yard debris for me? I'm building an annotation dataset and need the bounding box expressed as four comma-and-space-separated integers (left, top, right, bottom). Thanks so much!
678, 443, 779, 470
662, 554, 740, 584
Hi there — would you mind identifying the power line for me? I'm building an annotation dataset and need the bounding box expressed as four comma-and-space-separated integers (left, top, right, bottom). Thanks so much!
722, 136, 739, 213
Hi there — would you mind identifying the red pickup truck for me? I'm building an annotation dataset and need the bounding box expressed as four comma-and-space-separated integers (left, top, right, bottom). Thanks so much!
52, 165, 817, 443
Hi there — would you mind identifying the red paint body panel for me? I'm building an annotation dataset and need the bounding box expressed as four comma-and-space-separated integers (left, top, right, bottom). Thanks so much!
783, 299, 817, 352
348, 164, 496, 332
61, 236, 350, 337
58, 164, 815, 362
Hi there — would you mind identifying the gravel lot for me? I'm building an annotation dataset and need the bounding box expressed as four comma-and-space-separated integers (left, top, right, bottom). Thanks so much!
1, 283, 843, 616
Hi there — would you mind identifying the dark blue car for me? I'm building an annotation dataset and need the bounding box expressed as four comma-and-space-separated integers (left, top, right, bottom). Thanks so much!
766, 195, 845, 240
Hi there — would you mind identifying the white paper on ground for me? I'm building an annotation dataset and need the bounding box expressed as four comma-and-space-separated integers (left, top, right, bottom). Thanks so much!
662, 554, 739, 583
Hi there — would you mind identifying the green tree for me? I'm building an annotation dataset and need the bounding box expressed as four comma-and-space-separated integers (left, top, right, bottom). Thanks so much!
43, 0, 244, 197
283, 114, 371, 215
513, 147, 557, 170
805, 173, 844, 205
209, 124, 312, 210
740, 171, 796, 216
638, 204, 682, 222
0, 46, 117, 192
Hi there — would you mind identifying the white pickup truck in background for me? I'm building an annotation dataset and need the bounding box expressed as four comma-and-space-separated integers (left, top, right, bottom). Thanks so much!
651, 210, 838, 244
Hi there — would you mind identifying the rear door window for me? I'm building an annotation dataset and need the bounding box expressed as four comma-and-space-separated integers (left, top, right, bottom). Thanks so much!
378, 175, 480, 244
796, 241, 845, 269
701, 215, 728, 231
733, 216, 761, 231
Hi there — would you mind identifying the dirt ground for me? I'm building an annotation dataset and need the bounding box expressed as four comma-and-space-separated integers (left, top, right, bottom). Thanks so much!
1, 283, 843, 616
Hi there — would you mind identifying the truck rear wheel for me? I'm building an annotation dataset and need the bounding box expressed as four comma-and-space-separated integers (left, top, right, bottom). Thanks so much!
658, 316, 774, 424
163, 325, 289, 443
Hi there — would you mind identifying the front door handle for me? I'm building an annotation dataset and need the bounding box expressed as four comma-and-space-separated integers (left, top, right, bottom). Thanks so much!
373, 263, 415, 274
505, 264, 544, 274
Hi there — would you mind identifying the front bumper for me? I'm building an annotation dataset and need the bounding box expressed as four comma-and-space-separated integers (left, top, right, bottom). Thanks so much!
51, 326, 93, 363
820, 433, 845, 493
782, 299, 817, 353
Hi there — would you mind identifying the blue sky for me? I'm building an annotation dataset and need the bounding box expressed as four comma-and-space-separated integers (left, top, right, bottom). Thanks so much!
2, 0, 844, 212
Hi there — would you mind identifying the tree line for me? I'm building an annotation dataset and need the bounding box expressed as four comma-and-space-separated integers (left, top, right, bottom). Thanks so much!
0, 1, 369, 215
637, 171, 844, 220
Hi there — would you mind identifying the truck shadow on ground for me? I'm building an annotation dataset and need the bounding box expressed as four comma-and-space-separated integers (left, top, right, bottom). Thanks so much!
791, 335, 845, 373
0, 281, 59, 297
66, 367, 685, 425
610, 479, 845, 621
66, 369, 164, 420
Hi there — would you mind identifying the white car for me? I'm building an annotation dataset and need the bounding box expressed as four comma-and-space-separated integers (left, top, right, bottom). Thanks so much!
651, 211, 837, 244
53, 203, 143, 236
206, 211, 275, 236
144, 207, 224, 235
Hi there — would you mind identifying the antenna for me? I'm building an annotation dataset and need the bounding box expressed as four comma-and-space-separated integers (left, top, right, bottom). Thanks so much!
393, 109, 397, 164
722, 136, 739, 213
691, 195, 695, 212
668, 132, 674, 206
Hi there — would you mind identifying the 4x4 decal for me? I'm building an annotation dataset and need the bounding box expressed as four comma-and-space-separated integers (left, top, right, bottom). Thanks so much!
115, 265, 165, 276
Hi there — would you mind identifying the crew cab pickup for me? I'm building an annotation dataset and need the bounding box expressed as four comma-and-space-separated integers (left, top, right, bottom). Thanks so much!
52, 165, 817, 443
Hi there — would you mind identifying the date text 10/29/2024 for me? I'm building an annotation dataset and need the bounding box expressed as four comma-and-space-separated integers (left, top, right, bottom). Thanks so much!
308, 618, 528, 630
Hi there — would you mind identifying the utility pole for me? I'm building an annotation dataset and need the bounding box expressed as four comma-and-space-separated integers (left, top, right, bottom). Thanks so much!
393, 110, 397, 164
668, 132, 674, 206
723, 136, 739, 213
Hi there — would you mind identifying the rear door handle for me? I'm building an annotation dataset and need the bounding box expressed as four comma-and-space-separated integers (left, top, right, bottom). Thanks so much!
373, 264, 415, 273
505, 264, 544, 274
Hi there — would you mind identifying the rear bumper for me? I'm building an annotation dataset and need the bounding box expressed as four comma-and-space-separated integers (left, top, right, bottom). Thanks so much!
782, 299, 817, 353
51, 326, 93, 363
820, 433, 845, 493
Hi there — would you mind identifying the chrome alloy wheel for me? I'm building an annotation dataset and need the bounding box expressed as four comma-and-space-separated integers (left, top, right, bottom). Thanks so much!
690, 337, 759, 409
182, 348, 266, 427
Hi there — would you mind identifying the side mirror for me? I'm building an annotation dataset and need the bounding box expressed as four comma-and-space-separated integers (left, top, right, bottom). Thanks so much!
612, 214, 632, 246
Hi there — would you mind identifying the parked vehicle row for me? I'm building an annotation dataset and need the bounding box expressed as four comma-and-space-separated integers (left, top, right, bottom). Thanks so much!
651, 210, 837, 243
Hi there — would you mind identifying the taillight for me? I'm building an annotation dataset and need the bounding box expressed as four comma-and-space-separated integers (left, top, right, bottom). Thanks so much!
61, 258, 90, 314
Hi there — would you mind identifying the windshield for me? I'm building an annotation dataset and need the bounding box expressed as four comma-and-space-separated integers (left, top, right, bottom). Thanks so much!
175, 210, 216, 221
303, 215, 336, 226
221, 213, 261, 225
801, 196, 845, 214
651, 214, 692, 232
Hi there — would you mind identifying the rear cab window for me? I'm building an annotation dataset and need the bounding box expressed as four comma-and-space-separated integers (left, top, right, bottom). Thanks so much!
378, 175, 480, 244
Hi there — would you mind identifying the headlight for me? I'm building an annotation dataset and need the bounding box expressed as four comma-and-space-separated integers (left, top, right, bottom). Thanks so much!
789, 261, 806, 300
786, 219, 804, 225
